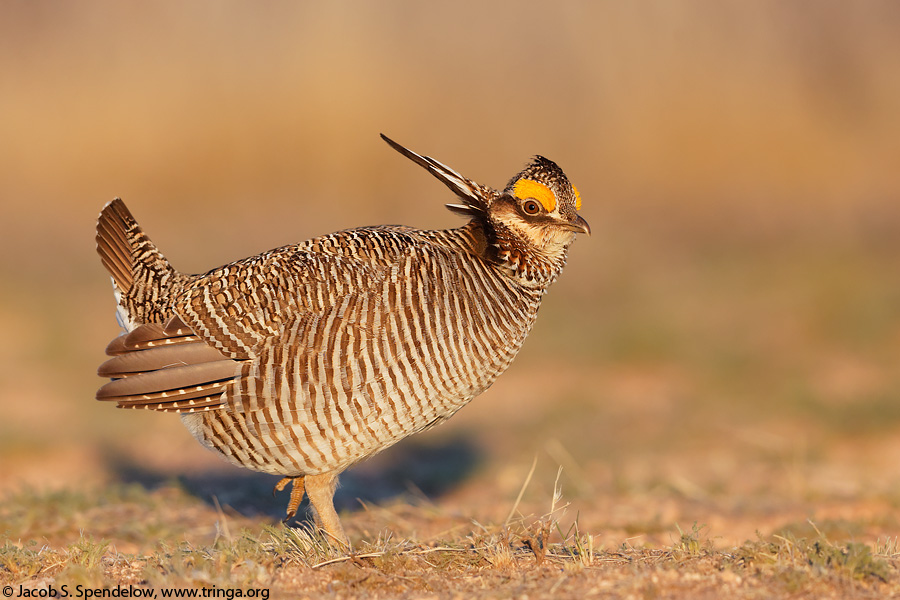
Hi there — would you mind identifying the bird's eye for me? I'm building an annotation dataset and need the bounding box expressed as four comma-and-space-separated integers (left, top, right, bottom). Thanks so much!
522, 200, 541, 215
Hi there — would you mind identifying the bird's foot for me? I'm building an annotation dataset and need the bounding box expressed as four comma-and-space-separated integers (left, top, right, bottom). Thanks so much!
273, 476, 306, 524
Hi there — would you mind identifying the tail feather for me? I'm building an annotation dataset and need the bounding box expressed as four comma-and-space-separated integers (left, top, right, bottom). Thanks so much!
96, 199, 234, 414
96, 217, 132, 289
96, 198, 182, 329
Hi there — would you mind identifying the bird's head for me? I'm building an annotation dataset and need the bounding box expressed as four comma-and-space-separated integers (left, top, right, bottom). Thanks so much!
381, 134, 589, 282
493, 154, 590, 249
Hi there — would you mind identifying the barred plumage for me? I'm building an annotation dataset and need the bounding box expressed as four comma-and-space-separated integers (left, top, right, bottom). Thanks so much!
95, 134, 589, 546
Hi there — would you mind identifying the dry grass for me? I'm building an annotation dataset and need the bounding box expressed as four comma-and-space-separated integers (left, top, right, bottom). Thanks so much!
2, 483, 899, 598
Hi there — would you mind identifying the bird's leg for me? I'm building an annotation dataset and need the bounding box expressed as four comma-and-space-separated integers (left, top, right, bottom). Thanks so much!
304, 472, 349, 548
274, 476, 306, 523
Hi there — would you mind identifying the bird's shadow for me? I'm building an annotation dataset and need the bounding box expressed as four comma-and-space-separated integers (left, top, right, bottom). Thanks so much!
104, 434, 482, 523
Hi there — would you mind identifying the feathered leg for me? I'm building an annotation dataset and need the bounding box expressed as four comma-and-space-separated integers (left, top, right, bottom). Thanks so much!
305, 472, 348, 548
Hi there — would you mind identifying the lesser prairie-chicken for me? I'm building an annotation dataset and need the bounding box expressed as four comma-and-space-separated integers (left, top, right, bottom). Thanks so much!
95, 135, 589, 546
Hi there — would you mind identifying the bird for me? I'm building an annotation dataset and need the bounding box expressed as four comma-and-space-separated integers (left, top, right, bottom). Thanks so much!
95, 134, 590, 547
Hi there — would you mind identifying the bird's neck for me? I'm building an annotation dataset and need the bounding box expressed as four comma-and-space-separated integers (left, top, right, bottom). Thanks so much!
431, 220, 569, 288
487, 221, 569, 288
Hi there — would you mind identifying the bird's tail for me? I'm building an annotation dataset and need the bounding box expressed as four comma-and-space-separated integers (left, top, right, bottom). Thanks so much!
96, 198, 182, 331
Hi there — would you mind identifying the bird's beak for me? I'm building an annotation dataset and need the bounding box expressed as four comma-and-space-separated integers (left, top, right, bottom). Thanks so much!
562, 214, 591, 236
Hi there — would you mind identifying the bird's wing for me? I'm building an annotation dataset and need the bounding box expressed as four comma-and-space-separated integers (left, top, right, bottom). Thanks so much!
97, 238, 411, 413
95, 314, 241, 412
172, 245, 396, 360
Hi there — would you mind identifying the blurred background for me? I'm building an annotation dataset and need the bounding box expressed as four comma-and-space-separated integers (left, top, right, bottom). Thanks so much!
2, 1, 900, 547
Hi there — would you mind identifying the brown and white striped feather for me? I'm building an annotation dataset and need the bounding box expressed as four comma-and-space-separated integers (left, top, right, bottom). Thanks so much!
99, 216, 545, 475
182, 228, 544, 476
